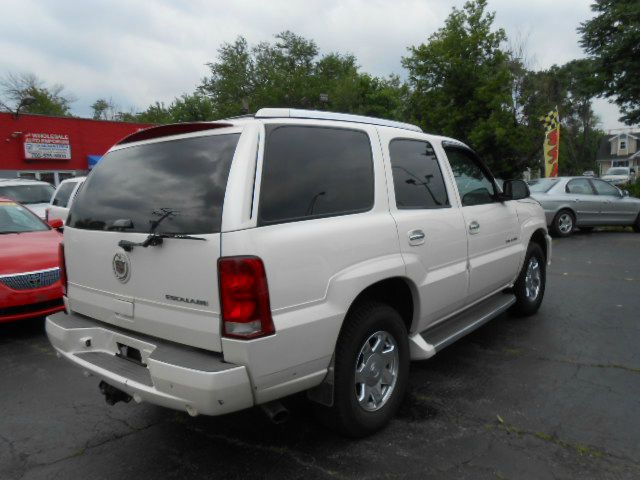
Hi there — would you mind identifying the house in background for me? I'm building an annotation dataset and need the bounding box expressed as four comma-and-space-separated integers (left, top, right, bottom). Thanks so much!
596, 131, 640, 176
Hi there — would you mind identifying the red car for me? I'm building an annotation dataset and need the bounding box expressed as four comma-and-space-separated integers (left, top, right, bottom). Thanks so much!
0, 197, 65, 323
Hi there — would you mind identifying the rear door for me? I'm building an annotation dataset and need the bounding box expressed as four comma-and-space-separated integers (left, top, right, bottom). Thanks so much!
65, 128, 244, 352
379, 130, 469, 330
442, 145, 523, 303
565, 178, 600, 225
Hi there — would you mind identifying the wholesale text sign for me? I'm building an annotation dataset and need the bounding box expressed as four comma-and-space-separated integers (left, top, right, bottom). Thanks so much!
23, 133, 71, 160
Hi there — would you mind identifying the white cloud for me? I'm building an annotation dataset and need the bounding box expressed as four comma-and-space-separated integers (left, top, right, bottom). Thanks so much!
0, 0, 628, 129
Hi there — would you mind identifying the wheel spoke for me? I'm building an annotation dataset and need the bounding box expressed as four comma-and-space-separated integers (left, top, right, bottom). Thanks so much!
370, 384, 383, 406
381, 368, 394, 386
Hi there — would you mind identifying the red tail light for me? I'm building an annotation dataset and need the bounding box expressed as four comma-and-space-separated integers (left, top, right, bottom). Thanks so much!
218, 256, 274, 339
58, 242, 68, 296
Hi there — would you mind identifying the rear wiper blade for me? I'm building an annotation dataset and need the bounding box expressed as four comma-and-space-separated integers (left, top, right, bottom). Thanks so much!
118, 232, 206, 252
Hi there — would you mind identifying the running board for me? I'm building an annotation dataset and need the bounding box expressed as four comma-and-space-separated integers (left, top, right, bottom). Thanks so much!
409, 293, 516, 360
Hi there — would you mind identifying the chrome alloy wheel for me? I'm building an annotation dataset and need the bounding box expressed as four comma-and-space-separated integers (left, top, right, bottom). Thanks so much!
524, 257, 542, 300
558, 213, 573, 234
354, 330, 399, 412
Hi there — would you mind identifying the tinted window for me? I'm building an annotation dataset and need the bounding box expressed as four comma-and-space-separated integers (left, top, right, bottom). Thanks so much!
69, 134, 240, 234
0, 184, 54, 204
0, 202, 48, 233
52, 182, 77, 207
592, 179, 620, 196
445, 147, 496, 206
390, 139, 449, 209
566, 178, 594, 195
259, 125, 374, 224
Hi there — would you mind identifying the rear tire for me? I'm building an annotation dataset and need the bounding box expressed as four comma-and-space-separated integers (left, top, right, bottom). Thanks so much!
633, 213, 640, 233
551, 210, 575, 237
511, 243, 546, 317
317, 301, 409, 437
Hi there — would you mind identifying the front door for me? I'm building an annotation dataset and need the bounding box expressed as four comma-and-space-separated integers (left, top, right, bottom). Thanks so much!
381, 133, 469, 331
591, 178, 638, 225
443, 145, 523, 303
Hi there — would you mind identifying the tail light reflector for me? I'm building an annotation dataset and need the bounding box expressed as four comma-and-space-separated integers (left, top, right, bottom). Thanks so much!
218, 256, 274, 339
58, 242, 68, 296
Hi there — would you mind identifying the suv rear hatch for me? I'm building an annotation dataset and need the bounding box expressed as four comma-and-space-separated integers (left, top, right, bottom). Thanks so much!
64, 129, 242, 352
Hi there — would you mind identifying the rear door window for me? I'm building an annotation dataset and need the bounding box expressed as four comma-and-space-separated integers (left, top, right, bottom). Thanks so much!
389, 139, 449, 209
52, 182, 77, 207
259, 125, 374, 225
566, 178, 594, 194
68, 134, 240, 234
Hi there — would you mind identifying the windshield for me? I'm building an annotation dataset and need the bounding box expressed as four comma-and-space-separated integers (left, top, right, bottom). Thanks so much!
68, 133, 240, 234
0, 184, 54, 204
0, 202, 49, 233
605, 168, 629, 176
527, 178, 559, 193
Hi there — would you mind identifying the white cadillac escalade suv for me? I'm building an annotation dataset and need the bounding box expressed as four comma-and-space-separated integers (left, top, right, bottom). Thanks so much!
47, 109, 551, 437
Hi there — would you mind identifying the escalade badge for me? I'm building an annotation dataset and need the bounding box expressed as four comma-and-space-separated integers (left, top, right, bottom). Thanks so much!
112, 252, 131, 283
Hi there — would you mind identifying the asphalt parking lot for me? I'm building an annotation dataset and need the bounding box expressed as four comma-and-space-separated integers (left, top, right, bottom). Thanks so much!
1, 230, 639, 480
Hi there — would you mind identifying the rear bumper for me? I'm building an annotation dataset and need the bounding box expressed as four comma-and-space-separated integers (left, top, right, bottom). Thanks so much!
45, 311, 254, 416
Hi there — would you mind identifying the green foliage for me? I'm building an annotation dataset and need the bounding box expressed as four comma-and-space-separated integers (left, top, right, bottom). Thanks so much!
0, 72, 74, 117
198, 31, 407, 120
579, 0, 640, 125
402, 0, 528, 177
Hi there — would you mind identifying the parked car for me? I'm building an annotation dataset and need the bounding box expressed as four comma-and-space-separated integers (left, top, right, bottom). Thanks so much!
0, 179, 55, 219
601, 167, 634, 186
582, 170, 596, 177
46, 176, 86, 225
0, 197, 65, 323
46, 109, 551, 437
528, 176, 640, 236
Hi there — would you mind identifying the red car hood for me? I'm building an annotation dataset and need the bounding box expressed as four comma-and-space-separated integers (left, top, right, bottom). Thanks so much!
0, 230, 62, 276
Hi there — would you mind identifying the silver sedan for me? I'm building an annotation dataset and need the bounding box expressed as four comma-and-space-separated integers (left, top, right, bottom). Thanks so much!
528, 177, 640, 236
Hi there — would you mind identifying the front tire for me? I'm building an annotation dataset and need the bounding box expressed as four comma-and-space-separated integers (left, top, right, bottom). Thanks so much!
319, 301, 409, 437
511, 243, 546, 317
551, 209, 575, 237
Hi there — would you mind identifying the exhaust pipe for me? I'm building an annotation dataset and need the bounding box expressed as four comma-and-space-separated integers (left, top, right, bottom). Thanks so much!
260, 401, 289, 424
99, 381, 132, 406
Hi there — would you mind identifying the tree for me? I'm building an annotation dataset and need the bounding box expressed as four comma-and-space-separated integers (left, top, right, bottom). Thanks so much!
402, 0, 530, 177
199, 31, 407, 120
0, 72, 75, 117
579, 0, 640, 125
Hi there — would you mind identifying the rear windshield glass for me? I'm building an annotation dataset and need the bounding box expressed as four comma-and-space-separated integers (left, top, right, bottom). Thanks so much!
527, 178, 558, 193
0, 184, 54, 204
68, 134, 240, 234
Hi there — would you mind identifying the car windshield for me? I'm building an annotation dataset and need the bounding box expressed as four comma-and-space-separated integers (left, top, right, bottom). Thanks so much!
0, 184, 55, 204
606, 168, 629, 176
0, 202, 49, 233
527, 178, 559, 193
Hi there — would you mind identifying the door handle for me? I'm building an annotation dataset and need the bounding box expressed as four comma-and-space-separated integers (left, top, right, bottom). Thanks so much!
408, 229, 426, 245
469, 221, 480, 234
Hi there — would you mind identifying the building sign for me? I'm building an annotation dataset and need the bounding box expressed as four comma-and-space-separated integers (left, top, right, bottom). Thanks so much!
23, 133, 71, 160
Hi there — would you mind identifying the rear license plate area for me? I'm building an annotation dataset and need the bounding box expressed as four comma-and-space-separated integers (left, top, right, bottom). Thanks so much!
116, 342, 146, 367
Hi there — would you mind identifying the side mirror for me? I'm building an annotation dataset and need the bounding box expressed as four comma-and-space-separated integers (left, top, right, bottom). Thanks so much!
502, 179, 530, 200
47, 218, 64, 229
622, 189, 629, 197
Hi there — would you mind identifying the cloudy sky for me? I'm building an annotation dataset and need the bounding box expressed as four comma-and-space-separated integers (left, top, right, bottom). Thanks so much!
0, 0, 627, 130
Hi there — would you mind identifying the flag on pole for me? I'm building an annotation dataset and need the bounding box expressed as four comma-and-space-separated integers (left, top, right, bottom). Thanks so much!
540, 108, 560, 177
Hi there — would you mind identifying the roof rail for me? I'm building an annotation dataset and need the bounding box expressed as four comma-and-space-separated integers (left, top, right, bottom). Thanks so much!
255, 108, 422, 133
